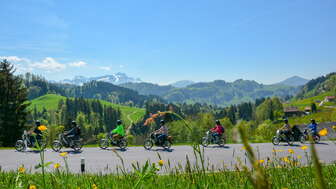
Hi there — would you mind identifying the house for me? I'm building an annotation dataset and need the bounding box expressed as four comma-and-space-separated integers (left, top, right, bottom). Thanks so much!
284, 107, 303, 117
325, 96, 336, 102
304, 106, 312, 114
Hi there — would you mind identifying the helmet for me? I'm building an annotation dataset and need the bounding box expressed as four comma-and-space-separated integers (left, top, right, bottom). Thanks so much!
35, 120, 41, 126
216, 120, 221, 125
72, 120, 77, 126
117, 120, 122, 125
284, 119, 288, 123
311, 119, 316, 123
160, 120, 165, 124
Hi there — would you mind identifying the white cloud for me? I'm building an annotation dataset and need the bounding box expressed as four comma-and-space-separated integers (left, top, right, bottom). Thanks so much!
0, 56, 28, 62
30, 57, 66, 72
119, 65, 124, 68
69, 61, 87, 67
99, 66, 111, 71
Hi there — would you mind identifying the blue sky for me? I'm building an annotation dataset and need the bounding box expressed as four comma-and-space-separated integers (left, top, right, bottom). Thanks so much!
0, 0, 335, 84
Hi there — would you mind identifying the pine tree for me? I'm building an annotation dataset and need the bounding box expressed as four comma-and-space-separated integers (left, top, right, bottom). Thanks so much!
0, 60, 29, 146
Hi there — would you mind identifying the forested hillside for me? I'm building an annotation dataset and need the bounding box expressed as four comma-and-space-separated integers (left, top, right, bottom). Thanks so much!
122, 79, 299, 106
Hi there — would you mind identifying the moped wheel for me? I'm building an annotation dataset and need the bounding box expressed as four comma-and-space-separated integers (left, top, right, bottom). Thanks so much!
272, 137, 280, 145
119, 139, 128, 151
15, 140, 25, 152
201, 137, 209, 147
52, 141, 62, 152
287, 136, 295, 146
99, 139, 109, 150
72, 140, 83, 152
314, 135, 320, 143
300, 135, 306, 144
144, 139, 153, 150
163, 140, 171, 151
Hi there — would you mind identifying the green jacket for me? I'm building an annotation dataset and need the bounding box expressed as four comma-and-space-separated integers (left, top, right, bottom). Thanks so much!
112, 124, 125, 136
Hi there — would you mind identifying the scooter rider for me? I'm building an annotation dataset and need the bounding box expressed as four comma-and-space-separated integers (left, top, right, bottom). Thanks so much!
280, 119, 292, 140
111, 120, 125, 141
211, 120, 224, 141
155, 120, 168, 144
307, 119, 318, 136
64, 121, 81, 146
30, 120, 43, 145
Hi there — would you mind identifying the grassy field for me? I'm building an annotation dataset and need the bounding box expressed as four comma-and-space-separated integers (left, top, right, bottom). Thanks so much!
285, 92, 333, 109
28, 94, 146, 125
1, 160, 336, 188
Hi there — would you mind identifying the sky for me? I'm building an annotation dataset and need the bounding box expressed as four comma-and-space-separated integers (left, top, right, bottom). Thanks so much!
0, 0, 336, 85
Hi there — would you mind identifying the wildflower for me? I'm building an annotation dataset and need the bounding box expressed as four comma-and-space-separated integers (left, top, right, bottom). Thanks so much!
288, 149, 294, 154
59, 152, 68, 157
301, 145, 308, 150
158, 160, 164, 167
92, 184, 98, 189
297, 155, 302, 159
272, 149, 284, 153
281, 157, 290, 163
38, 125, 47, 131
54, 163, 61, 169
18, 166, 25, 173
332, 125, 336, 130
319, 128, 328, 136
144, 118, 154, 126
29, 185, 37, 189
257, 160, 265, 164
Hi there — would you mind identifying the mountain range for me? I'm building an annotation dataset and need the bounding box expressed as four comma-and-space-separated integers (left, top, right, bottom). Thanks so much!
54, 73, 310, 106
61, 73, 142, 85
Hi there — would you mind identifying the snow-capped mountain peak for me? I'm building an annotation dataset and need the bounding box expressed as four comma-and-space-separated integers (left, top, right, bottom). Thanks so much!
60, 73, 142, 85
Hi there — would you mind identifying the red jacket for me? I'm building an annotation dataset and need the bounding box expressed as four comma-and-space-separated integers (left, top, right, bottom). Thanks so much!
211, 125, 224, 135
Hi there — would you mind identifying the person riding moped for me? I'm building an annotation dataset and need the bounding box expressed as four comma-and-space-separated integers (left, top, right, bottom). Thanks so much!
111, 120, 125, 142
64, 121, 81, 146
280, 119, 292, 140
306, 119, 318, 136
29, 120, 43, 146
210, 120, 224, 142
154, 120, 168, 144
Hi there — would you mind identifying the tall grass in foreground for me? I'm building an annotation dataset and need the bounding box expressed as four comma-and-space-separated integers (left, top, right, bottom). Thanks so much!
1, 111, 335, 188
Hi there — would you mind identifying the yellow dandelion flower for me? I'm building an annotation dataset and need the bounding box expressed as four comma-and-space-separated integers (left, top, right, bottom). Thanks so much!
257, 160, 265, 164
38, 125, 47, 131
297, 155, 302, 159
301, 145, 308, 150
288, 149, 294, 154
282, 157, 290, 163
59, 152, 68, 157
319, 128, 328, 136
18, 166, 25, 173
54, 163, 61, 169
92, 184, 98, 189
332, 125, 336, 130
158, 160, 164, 167
29, 185, 37, 189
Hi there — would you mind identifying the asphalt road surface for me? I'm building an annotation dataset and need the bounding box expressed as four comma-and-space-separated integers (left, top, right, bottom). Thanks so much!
1, 142, 336, 174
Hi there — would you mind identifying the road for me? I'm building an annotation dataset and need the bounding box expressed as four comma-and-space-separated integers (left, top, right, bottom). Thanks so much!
1, 142, 336, 174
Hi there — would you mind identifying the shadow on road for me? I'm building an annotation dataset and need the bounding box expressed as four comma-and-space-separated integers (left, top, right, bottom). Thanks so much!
146, 148, 175, 153
208, 145, 230, 149
60, 150, 83, 154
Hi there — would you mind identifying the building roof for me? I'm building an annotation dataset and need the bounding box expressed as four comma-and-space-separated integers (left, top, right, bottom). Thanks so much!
284, 107, 301, 113
325, 96, 336, 100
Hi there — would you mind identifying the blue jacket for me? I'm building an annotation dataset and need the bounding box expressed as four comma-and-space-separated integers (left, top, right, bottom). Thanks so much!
307, 123, 317, 133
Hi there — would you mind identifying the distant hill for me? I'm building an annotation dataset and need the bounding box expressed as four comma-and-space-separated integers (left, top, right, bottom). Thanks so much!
121, 79, 299, 106
171, 80, 195, 88
276, 76, 309, 87
295, 72, 336, 99
22, 73, 163, 107
120, 82, 175, 96
61, 73, 142, 85
29, 94, 146, 125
